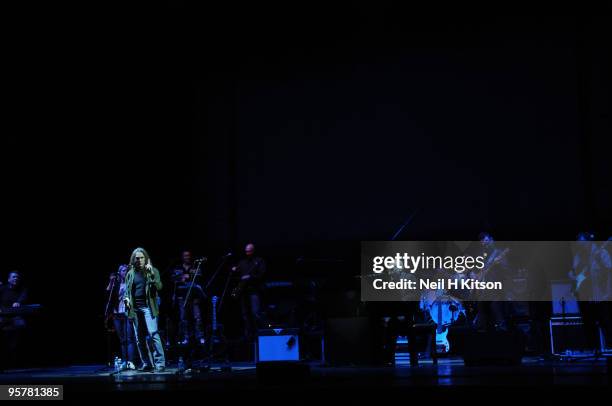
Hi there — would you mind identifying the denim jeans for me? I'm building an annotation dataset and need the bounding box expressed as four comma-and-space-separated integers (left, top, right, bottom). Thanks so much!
241, 292, 266, 340
132, 305, 166, 368
113, 314, 138, 365
177, 296, 205, 342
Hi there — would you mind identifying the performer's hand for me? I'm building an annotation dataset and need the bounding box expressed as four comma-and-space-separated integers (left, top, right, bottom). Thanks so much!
110, 273, 117, 281
124, 298, 131, 310
241, 274, 251, 280
231, 266, 238, 272
12, 302, 20, 308
145, 260, 153, 272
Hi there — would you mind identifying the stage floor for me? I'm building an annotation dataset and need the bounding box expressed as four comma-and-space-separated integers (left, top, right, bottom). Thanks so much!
1, 357, 610, 401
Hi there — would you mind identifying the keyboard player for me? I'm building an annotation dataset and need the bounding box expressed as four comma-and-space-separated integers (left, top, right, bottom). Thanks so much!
0, 271, 28, 370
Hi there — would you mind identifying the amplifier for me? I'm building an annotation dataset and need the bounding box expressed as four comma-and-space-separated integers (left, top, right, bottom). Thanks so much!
257, 328, 300, 362
549, 317, 590, 355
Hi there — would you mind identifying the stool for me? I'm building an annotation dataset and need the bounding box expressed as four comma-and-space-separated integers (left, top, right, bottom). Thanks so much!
408, 323, 437, 365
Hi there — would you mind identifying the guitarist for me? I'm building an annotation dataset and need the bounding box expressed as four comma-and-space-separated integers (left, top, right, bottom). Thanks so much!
171, 250, 206, 346
472, 233, 513, 332
231, 243, 267, 341
570, 233, 612, 355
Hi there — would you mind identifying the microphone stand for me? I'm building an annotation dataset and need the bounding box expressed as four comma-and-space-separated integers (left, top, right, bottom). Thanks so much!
215, 258, 234, 315
104, 276, 116, 324
189, 255, 231, 372
175, 261, 203, 371
390, 209, 419, 241
202, 255, 232, 313
97, 276, 117, 373
183, 260, 205, 310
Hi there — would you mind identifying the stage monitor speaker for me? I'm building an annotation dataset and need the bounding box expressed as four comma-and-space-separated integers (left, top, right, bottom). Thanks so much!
462, 331, 524, 366
257, 328, 300, 362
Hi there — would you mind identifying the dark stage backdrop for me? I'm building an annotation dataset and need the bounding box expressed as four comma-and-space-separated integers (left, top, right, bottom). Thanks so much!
197, 16, 611, 251
3, 11, 611, 366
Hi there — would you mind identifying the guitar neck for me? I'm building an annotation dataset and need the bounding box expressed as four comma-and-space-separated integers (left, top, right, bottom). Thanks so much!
436, 302, 443, 333
212, 297, 218, 331
477, 248, 509, 279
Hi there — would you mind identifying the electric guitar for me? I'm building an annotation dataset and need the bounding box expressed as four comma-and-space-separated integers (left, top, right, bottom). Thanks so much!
211, 296, 219, 336
206, 296, 226, 353
473, 247, 510, 282
435, 301, 449, 353
231, 279, 249, 299
231, 259, 261, 299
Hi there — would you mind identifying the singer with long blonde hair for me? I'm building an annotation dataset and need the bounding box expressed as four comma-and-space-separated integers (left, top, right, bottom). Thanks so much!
124, 247, 165, 372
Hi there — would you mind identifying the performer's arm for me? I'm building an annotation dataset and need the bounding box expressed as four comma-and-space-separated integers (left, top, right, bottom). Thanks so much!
150, 268, 163, 291
106, 273, 117, 291
597, 249, 612, 269
123, 272, 131, 310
